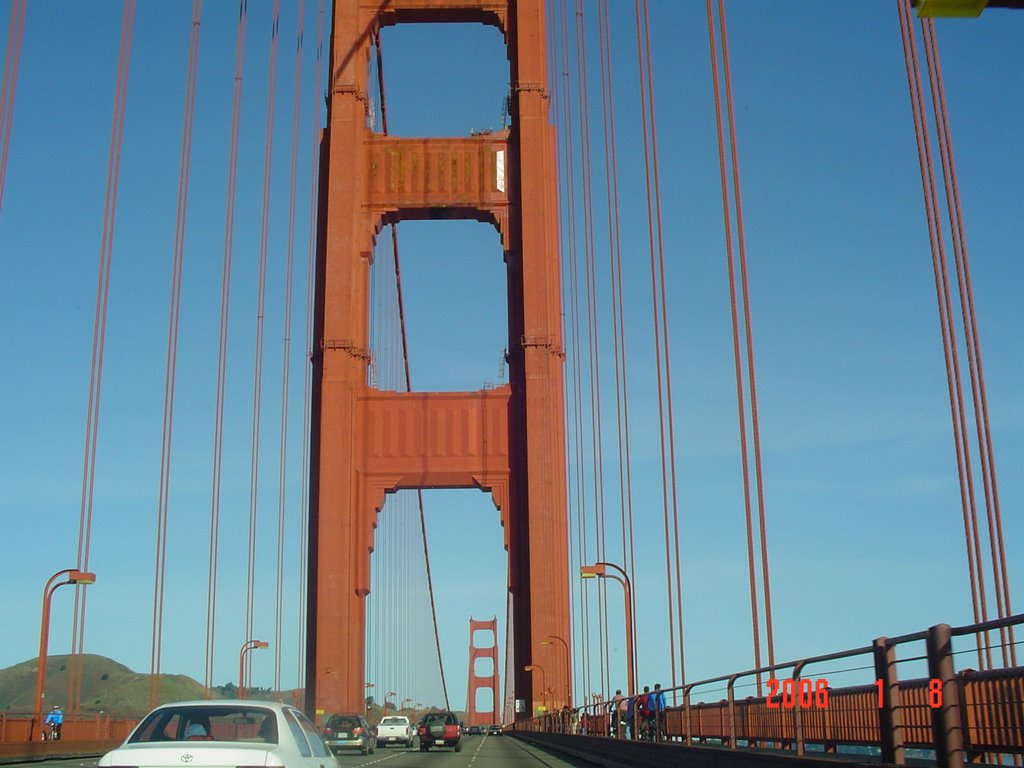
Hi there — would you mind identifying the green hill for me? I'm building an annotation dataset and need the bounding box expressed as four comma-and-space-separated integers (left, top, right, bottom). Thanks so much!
0, 654, 208, 717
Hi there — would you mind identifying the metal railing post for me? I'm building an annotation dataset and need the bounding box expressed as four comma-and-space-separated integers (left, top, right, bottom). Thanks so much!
684, 683, 694, 745
793, 661, 806, 756
927, 624, 964, 768
873, 636, 906, 764
727, 675, 738, 749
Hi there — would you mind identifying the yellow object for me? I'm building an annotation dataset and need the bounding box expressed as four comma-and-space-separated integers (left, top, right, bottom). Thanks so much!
916, 0, 989, 16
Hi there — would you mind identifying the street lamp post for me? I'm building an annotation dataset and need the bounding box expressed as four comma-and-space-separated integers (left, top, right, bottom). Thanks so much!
401, 697, 412, 710
524, 664, 548, 714
581, 561, 635, 696
238, 640, 268, 699
385, 691, 397, 711
34, 569, 97, 736
541, 635, 571, 707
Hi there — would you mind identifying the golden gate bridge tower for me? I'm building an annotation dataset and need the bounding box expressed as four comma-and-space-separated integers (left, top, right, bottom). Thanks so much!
306, 0, 571, 720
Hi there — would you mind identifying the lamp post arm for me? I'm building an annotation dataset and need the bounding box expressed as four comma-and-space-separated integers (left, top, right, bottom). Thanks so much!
598, 563, 635, 694
600, 572, 635, 697
34, 569, 80, 727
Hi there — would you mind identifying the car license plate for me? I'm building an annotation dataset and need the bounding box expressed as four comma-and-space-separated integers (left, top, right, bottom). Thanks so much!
337, 732, 348, 738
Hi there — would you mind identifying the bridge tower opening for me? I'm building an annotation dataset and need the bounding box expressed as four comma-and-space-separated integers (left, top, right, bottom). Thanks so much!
307, 0, 570, 721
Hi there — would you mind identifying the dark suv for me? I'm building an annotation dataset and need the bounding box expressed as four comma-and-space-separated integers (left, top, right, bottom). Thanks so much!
321, 713, 376, 755
417, 711, 462, 752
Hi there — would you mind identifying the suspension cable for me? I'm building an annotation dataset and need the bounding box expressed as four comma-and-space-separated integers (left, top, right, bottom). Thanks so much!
572, 0, 612, 700
896, 0, 989, 668
273, 0, 305, 695
245, 0, 282, 693
596, 0, 639, 691
556, 0, 591, 704
149, 0, 203, 709
634, 0, 684, 691
0, 0, 26, 215
705, 0, 777, 690
298, 0, 325, 691
205, 0, 248, 696
919, 18, 1015, 667
69, 0, 136, 714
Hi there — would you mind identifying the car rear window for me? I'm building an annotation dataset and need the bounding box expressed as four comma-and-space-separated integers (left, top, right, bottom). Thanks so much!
325, 715, 360, 729
380, 717, 405, 725
129, 706, 278, 745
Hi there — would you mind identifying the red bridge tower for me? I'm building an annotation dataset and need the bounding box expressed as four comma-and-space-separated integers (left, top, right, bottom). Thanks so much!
306, 0, 571, 721
465, 617, 501, 727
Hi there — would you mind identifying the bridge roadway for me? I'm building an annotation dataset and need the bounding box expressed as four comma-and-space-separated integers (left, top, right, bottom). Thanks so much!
0, 735, 596, 768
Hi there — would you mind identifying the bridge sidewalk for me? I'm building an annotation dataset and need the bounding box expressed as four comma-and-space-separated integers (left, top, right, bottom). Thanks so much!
512, 732, 888, 768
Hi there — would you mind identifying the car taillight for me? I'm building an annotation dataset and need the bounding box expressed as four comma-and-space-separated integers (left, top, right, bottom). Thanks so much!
353, 727, 363, 735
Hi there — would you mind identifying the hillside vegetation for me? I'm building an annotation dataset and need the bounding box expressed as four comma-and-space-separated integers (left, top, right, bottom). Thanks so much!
0, 654, 208, 717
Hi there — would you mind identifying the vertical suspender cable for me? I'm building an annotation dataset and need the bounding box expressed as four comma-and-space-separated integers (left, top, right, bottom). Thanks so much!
245, 0, 282, 692
557, 0, 592, 703
633, 0, 685, 691
0, 0, 26, 215
298, 0, 325, 690
896, 0, 990, 668
274, 0, 304, 695
374, 32, 450, 710
150, 0, 203, 709
920, 19, 1015, 667
206, 0, 248, 696
717, 0, 776, 674
69, 0, 136, 714
573, 0, 611, 700
641, 0, 688, 693
596, 0, 639, 682
705, 0, 776, 688
552, 0, 584, 706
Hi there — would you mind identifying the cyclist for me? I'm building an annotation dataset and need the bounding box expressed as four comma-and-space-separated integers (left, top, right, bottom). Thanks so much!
43, 705, 63, 741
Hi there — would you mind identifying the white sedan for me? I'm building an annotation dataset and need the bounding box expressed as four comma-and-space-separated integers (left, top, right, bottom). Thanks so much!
98, 700, 339, 768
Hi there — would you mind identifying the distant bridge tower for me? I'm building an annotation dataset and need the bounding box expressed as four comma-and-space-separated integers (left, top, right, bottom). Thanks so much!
307, 0, 571, 720
465, 617, 501, 726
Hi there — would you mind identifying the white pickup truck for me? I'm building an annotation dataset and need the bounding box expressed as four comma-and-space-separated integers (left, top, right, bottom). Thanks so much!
375, 715, 415, 748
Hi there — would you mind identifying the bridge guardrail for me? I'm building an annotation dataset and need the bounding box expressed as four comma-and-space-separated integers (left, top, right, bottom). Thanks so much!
0, 712, 137, 748
514, 614, 1023, 767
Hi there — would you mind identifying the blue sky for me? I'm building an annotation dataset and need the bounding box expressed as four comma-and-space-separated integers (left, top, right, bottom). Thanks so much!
0, 1, 1021, 716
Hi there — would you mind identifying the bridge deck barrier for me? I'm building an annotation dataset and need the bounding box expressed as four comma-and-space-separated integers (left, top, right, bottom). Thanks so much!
516, 616, 1023, 767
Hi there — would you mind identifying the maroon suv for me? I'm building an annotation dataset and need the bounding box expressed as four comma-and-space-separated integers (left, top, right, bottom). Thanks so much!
417, 711, 462, 752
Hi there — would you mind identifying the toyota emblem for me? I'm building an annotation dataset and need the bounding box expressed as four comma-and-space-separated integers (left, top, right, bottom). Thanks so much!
180, 755, 194, 763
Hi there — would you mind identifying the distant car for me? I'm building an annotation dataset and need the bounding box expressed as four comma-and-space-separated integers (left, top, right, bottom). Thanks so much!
487, 724, 502, 735
417, 711, 462, 752
98, 700, 337, 768
375, 715, 414, 748
466, 725, 482, 735
322, 713, 376, 755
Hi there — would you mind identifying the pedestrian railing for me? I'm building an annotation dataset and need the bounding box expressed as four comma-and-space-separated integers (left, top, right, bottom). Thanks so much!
513, 615, 1023, 767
